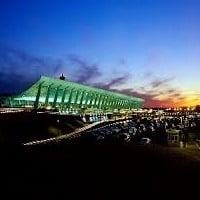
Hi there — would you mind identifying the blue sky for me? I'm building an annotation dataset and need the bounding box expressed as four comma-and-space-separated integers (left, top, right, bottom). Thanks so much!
0, 0, 200, 107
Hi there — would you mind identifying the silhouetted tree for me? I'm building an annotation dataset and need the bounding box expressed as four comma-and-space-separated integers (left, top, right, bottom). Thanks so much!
195, 105, 200, 112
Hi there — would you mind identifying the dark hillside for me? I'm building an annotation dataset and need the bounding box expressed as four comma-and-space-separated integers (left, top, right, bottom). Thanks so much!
1, 138, 200, 199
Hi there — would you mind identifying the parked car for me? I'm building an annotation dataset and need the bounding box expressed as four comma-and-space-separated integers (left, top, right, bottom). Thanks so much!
139, 137, 151, 145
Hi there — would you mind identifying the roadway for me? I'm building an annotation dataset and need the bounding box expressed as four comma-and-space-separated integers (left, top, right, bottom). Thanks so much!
22, 117, 127, 146
22, 120, 109, 146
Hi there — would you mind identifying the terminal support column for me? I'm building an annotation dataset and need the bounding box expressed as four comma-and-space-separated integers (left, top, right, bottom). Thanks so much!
79, 91, 86, 108
67, 88, 74, 108
34, 82, 43, 109
93, 93, 99, 107
61, 87, 68, 106
98, 94, 103, 107
74, 90, 80, 107
53, 85, 61, 108
45, 84, 53, 107
88, 92, 95, 107
101, 95, 108, 110
84, 92, 91, 107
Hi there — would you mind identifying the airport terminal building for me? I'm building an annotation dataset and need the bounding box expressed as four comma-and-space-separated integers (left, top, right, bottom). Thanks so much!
3, 75, 144, 114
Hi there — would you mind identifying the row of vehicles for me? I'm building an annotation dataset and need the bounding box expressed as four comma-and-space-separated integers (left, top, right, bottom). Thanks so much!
84, 113, 200, 146
85, 119, 152, 144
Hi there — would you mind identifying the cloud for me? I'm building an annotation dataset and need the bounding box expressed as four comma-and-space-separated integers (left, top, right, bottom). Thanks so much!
0, 73, 27, 94
143, 71, 153, 79
67, 55, 131, 89
118, 89, 169, 107
94, 74, 130, 90
114, 87, 185, 108
104, 75, 130, 88
0, 46, 188, 108
0, 46, 63, 94
169, 92, 182, 98
178, 97, 186, 100
0, 47, 131, 95
150, 77, 174, 88
167, 89, 176, 93
67, 54, 101, 84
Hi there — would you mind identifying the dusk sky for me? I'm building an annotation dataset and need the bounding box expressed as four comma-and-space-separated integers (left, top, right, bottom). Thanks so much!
0, 0, 200, 107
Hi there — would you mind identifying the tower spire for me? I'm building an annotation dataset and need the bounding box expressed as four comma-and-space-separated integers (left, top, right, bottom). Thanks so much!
59, 73, 66, 80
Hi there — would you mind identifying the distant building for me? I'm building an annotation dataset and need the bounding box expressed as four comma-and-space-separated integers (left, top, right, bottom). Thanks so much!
3, 76, 144, 113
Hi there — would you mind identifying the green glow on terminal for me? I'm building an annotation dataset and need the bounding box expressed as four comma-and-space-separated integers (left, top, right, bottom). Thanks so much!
4, 76, 144, 113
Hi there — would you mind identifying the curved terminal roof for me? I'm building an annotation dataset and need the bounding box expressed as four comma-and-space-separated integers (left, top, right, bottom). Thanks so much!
6, 76, 144, 111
